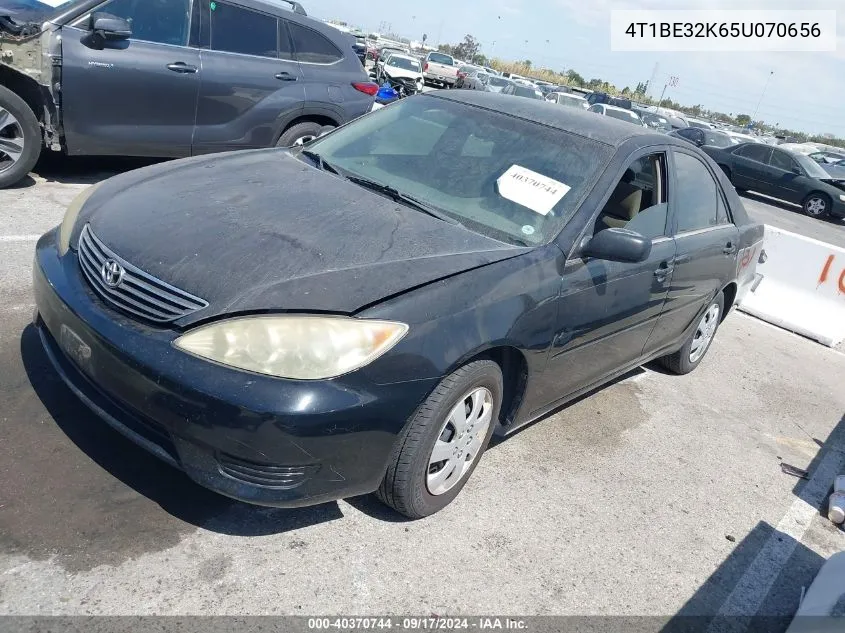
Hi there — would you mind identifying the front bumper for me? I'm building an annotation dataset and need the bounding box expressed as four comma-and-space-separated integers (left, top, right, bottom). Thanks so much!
830, 196, 845, 219
33, 229, 437, 508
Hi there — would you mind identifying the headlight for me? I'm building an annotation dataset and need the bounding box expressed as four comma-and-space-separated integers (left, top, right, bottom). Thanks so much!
173, 316, 408, 380
839, 194, 845, 203
58, 183, 102, 256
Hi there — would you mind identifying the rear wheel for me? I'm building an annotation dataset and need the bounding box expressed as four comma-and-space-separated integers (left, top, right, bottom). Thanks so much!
0, 85, 41, 189
276, 121, 324, 148
659, 292, 724, 375
803, 193, 831, 219
376, 360, 502, 519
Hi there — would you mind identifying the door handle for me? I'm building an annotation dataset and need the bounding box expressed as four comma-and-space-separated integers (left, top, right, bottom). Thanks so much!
654, 263, 674, 281
166, 62, 198, 73
723, 242, 738, 255
274, 72, 298, 81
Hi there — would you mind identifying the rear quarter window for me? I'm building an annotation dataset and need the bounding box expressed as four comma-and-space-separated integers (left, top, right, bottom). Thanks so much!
289, 21, 343, 63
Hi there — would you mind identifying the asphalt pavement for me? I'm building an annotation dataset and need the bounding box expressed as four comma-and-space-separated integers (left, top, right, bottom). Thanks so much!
1, 157, 843, 622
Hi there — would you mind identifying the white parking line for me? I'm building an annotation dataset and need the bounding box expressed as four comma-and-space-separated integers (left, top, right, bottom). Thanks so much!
710, 445, 845, 623
0, 235, 42, 242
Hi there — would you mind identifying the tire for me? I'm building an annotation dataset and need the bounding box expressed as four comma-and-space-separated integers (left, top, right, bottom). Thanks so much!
0, 84, 42, 189
802, 193, 831, 219
317, 125, 336, 138
376, 360, 503, 519
658, 291, 725, 375
275, 121, 324, 148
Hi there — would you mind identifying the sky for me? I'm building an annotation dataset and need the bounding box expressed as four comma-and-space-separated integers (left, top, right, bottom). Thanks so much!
310, 0, 844, 137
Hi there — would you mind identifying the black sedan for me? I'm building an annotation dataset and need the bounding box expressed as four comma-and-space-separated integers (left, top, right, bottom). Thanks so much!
32, 92, 763, 519
702, 143, 845, 219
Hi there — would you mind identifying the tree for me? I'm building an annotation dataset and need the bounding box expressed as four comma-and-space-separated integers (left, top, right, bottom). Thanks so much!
566, 69, 584, 86
452, 35, 481, 62
587, 77, 603, 90
736, 114, 751, 126
522, 59, 532, 68
621, 87, 631, 97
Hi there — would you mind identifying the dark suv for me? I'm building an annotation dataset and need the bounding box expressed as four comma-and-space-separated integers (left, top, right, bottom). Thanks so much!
0, 0, 376, 188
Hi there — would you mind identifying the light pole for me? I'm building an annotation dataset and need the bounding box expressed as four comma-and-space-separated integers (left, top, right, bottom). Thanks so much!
752, 71, 774, 122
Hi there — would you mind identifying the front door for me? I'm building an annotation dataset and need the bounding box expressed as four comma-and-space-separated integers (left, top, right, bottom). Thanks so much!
60, 0, 199, 157
649, 150, 739, 345
192, 0, 305, 153
767, 148, 804, 204
536, 151, 675, 410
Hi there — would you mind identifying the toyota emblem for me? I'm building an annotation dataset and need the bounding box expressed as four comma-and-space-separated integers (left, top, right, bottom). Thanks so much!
100, 259, 125, 288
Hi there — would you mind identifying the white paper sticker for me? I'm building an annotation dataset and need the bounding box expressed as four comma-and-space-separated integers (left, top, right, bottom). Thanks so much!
496, 165, 571, 216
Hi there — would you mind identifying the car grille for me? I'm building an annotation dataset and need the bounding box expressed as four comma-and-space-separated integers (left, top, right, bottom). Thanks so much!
217, 454, 316, 490
77, 224, 208, 323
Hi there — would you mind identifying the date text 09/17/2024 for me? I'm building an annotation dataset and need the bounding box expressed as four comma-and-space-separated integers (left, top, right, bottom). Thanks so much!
306, 617, 528, 630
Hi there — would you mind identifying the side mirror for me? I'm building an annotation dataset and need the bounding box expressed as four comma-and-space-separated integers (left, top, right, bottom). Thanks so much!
791, 166, 803, 175
582, 228, 652, 263
90, 12, 131, 41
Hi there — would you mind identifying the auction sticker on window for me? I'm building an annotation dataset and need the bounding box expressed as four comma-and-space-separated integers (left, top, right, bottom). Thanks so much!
497, 165, 570, 216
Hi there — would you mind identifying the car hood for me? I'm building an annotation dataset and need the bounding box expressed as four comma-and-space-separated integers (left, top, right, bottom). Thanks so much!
73, 150, 525, 327
384, 67, 422, 80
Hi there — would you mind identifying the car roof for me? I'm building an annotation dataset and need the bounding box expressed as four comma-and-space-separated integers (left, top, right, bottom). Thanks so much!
603, 104, 638, 115
428, 91, 668, 147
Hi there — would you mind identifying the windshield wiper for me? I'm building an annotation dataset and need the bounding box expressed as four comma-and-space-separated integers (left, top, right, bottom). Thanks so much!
300, 149, 339, 175
345, 176, 463, 226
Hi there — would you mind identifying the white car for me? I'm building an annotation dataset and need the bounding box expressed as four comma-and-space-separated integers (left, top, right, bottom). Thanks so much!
778, 142, 821, 156
376, 53, 424, 92
686, 117, 715, 129
546, 92, 589, 110
588, 103, 645, 126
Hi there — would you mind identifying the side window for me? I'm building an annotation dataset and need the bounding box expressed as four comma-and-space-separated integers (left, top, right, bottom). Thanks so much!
588, 104, 602, 113
769, 150, 797, 172
674, 153, 719, 233
735, 144, 771, 163
289, 22, 343, 64
93, 0, 190, 46
595, 153, 668, 240
677, 128, 695, 140
209, 1, 278, 58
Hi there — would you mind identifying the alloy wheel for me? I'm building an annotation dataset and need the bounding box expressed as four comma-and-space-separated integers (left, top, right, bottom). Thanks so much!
806, 197, 827, 217
690, 303, 721, 363
0, 106, 24, 175
426, 387, 493, 496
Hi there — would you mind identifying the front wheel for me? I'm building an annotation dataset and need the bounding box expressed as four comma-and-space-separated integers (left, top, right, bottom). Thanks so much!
376, 360, 502, 519
803, 193, 831, 219
658, 292, 725, 375
0, 84, 42, 189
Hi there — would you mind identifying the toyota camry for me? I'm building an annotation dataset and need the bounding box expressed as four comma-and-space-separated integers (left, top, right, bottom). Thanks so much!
32, 91, 764, 518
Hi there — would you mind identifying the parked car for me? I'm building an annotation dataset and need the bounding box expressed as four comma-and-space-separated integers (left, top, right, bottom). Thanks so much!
636, 112, 672, 132
33, 91, 763, 518
352, 36, 367, 65
725, 131, 760, 145
821, 159, 845, 180
669, 127, 734, 149
546, 91, 588, 110
374, 46, 407, 74
454, 66, 487, 89
588, 103, 645, 126
483, 66, 499, 76
500, 83, 544, 99
423, 51, 458, 88
485, 76, 513, 94
456, 71, 489, 91
809, 151, 845, 165
375, 53, 423, 92
703, 143, 845, 219
586, 92, 632, 110
686, 118, 714, 130
0, 0, 377, 189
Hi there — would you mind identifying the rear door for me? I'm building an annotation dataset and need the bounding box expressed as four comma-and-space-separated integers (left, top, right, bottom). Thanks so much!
650, 150, 739, 345
767, 148, 805, 203
192, 0, 305, 154
730, 143, 773, 193
60, 0, 199, 157
287, 19, 372, 123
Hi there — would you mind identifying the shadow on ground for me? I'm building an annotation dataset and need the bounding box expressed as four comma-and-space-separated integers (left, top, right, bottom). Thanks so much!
2, 324, 342, 572
11, 155, 167, 189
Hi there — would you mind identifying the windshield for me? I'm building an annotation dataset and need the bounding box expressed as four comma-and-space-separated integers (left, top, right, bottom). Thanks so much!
306, 96, 613, 246
388, 57, 421, 72
642, 114, 671, 131
605, 109, 641, 124
794, 152, 833, 179
488, 77, 511, 88
513, 86, 543, 99
558, 95, 585, 108
428, 53, 454, 65
703, 131, 733, 148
